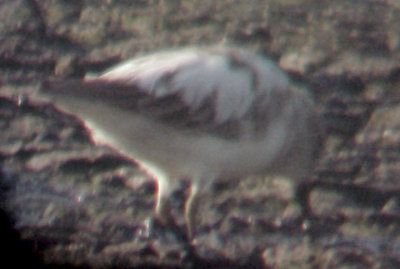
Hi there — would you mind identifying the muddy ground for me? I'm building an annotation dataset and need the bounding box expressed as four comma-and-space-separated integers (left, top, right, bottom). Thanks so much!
1, 0, 400, 268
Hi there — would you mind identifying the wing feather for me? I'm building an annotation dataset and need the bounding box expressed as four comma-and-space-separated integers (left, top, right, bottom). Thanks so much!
41, 47, 291, 140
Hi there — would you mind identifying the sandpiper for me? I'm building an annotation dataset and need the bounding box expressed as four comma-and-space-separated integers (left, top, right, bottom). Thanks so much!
39, 46, 322, 238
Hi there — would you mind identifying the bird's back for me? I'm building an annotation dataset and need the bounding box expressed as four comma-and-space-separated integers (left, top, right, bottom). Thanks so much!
39, 46, 321, 183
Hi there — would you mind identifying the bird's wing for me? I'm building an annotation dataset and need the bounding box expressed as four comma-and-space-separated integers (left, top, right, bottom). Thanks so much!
41, 48, 290, 139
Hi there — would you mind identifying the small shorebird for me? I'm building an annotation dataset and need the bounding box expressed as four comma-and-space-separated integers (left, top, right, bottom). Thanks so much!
39, 46, 322, 239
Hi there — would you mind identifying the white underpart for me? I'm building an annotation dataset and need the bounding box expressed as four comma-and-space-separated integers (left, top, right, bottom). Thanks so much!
74, 47, 315, 182
42, 47, 319, 237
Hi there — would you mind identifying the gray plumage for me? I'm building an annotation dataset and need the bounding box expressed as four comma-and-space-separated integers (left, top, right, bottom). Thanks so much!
39, 46, 322, 238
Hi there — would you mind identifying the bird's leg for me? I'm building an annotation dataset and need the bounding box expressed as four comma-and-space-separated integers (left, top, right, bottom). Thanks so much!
154, 178, 198, 242
295, 179, 319, 217
155, 178, 173, 223
184, 183, 203, 239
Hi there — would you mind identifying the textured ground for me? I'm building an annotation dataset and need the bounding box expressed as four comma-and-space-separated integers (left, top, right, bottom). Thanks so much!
1, 0, 400, 268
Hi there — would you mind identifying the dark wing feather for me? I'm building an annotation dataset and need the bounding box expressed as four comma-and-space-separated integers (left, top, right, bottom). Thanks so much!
39, 47, 285, 140
41, 78, 147, 109
41, 77, 241, 139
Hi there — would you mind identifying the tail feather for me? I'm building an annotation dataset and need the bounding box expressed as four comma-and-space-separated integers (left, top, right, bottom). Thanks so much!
40, 78, 85, 97
40, 77, 146, 110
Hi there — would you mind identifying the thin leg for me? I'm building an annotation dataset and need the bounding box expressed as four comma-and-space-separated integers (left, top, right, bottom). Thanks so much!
146, 176, 188, 242
155, 177, 173, 223
184, 183, 202, 239
295, 180, 318, 217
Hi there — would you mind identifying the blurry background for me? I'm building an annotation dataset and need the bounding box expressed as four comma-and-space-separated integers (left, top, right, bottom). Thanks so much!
1, 0, 400, 268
